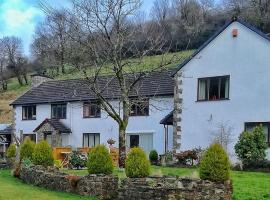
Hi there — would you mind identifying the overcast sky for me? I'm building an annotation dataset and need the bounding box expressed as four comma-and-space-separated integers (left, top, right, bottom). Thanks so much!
0, 0, 155, 56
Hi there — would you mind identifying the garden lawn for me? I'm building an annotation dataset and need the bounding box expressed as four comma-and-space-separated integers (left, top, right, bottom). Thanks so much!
0, 170, 98, 200
64, 167, 270, 200
232, 171, 270, 200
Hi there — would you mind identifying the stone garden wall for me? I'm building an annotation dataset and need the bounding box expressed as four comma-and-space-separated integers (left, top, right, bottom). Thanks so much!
118, 177, 232, 200
20, 166, 232, 200
20, 166, 118, 199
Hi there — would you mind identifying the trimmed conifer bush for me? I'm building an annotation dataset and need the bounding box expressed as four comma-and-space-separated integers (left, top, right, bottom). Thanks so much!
149, 150, 158, 164
20, 138, 35, 161
199, 143, 230, 182
32, 140, 54, 167
87, 145, 114, 174
7, 144, 16, 158
125, 147, 150, 178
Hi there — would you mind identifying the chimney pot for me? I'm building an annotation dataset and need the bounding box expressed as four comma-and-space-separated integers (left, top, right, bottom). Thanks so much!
232, 29, 238, 37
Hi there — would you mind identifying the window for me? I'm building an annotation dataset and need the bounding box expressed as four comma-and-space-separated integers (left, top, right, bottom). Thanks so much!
83, 133, 100, 147
23, 134, 36, 142
130, 98, 149, 116
51, 104, 67, 119
83, 101, 101, 118
245, 122, 270, 145
130, 135, 139, 148
22, 106, 36, 120
198, 76, 229, 101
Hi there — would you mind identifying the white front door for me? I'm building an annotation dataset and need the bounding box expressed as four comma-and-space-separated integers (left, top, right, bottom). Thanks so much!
126, 133, 153, 154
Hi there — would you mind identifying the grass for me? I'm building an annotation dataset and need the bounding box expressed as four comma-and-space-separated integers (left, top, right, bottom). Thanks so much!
0, 170, 97, 200
1, 166, 270, 199
0, 50, 194, 123
231, 171, 270, 200
64, 167, 270, 200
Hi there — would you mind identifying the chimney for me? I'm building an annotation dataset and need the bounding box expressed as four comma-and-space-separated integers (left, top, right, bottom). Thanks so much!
30, 73, 53, 87
232, 29, 238, 38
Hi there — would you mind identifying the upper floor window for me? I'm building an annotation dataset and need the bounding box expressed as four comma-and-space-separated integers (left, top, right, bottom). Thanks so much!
83, 101, 101, 118
198, 76, 229, 101
245, 122, 270, 145
130, 98, 149, 116
51, 104, 67, 119
22, 105, 36, 120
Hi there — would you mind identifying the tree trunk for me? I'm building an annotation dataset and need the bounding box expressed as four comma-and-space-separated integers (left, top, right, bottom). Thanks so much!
118, 127, 126, 168
17, 75, 23, 86
23, 74, 28, 85
2, 80, 7, 90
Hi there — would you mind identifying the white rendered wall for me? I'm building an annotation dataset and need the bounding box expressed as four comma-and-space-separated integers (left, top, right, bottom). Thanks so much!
14, 96, 173, 155
178, 22, 270, 160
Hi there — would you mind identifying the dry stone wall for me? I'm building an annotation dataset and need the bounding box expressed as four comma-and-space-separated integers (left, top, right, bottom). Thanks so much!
20, 166, 232, 200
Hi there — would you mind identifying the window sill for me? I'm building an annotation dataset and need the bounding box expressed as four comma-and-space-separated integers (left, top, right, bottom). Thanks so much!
51, 118, 67, 120
129, 115, 150, 117
22, 118, 36, 121
196, 98, 230, 102
83, 116, 101, 119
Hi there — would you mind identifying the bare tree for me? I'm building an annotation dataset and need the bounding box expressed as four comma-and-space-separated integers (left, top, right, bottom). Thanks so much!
0, 39, 8, 91
151, 0, 172, 22
39, 0, 179, 167
32, 8, 70, 75
2, 36, 28, 86
211, 121, 234, 152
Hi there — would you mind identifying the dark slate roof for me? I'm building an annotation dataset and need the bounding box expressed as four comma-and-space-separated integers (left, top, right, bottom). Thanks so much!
11, 70, 174, 106
30, 72, 52, 79
0, 124, 13, 135
171, 17, 270, 76
160, 111, 173, 125
33, 119, 71, 133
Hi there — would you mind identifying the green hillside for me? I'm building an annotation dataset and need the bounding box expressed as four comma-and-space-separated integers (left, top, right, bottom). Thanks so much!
0, 50, 193, 123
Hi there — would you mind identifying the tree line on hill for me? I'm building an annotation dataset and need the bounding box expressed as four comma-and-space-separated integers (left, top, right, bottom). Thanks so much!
0, 0, 270, 91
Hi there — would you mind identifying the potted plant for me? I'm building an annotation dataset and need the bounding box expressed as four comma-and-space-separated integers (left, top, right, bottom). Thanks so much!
107, 138, 116, 147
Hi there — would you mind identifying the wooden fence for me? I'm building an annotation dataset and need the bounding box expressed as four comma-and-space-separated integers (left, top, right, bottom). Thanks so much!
53, 146, 119, 167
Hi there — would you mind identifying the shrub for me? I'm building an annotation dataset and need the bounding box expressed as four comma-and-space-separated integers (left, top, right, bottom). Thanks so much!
235, 125, 267, 167
22, 158, 33, 168
12, 163, 21, 178
176, 149, 199, 166
32, 140, 54, 167
87, 145, 113, 174
20, 138, 35, 161
149, 150, 158, 164
66, 175, 80, 188
125, 147, 150, 178
54, 160, 63, 169
199, 143, 230, 182
7, 144, 16, 158
69, 150, 87, 169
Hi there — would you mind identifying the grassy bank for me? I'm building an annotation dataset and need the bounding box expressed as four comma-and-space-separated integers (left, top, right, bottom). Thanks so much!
0, 170, 97, 200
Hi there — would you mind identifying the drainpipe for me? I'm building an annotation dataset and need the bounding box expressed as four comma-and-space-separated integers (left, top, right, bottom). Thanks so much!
163, 125, 168, 154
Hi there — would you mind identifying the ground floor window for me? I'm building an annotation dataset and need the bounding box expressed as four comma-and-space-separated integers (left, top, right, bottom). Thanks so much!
23, 134, 36, 142
245, 122, 270, 145
83, 133, 100, 147
130, 135, 139, 148
126, 133, 153, 154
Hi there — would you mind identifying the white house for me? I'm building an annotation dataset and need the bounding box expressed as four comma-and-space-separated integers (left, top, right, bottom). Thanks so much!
172, 18, 270, 160
11, 70, 174, 155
